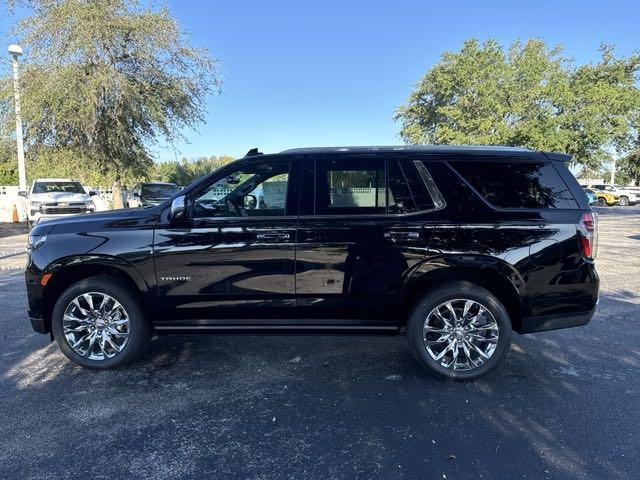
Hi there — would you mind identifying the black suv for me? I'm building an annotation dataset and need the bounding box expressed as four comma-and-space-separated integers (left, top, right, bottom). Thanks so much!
25, 146, 599, 379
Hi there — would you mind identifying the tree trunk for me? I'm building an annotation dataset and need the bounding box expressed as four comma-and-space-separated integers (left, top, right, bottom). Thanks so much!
112, 179, 124, 209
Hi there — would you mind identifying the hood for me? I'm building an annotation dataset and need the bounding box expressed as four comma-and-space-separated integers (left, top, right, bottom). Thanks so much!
34, 208, 141, 229
29, 192, 90, 203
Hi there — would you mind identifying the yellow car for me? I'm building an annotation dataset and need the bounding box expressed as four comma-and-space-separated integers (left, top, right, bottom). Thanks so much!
588, 186, 619, 206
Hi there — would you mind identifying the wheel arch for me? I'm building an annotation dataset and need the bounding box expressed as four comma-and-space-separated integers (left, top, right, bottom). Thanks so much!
401, 258, 527, 331
41, 255, 150, 334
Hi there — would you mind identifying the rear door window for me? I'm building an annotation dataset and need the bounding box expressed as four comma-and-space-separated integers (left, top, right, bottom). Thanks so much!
388, 159, 439, 213
451, 161, 578, 209
315, 157, 385, 215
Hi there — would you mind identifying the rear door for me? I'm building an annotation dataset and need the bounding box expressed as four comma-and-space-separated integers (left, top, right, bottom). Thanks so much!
294, 154, 436, 327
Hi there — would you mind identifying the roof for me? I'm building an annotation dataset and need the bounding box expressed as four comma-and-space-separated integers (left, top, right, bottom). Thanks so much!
279, 145, 534, 155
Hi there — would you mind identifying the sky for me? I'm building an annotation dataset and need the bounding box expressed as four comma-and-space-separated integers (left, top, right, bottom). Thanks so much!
3, 0, 640, 160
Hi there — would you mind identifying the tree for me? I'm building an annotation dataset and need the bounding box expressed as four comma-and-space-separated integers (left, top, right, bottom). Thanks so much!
0, 140, 18, 184
153, 155, 235, 185
395, 39, 640, 168
1, 0, 220, 205
618, 140, 640, 185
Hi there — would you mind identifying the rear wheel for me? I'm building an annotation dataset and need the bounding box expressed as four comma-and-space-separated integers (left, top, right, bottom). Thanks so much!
619, 196, 629, 206
51, 276, 150, 369
407, 282, 512, 380
597, 197, 607, 206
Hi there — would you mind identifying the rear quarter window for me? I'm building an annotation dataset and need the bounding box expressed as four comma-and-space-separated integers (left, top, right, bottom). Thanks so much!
451, 161, 578, 209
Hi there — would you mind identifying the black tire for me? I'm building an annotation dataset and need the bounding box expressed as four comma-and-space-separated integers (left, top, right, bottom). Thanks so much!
619, 196, 629, 206
597, 197, 607, 206
406, 281, 512, 380
51, 276, 150, 369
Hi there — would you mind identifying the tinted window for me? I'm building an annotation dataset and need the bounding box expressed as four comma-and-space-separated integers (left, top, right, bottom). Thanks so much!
141, 183, 180, 198
315, 157, 385, 214
452, 161, 578, 209
388, 160, 437, 213
388, 159, 416, 214
32, 181, 85, 194
193, 160, 289, 218
420, 161, 488, 219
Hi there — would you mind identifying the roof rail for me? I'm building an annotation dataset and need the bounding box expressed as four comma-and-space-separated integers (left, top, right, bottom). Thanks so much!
245, 147, 263, 157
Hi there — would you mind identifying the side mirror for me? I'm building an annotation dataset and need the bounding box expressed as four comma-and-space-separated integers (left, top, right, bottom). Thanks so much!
169, 195, 186, 223
89, 190, 97, 196
18, 191, 27, 198
243, 194, 257, 209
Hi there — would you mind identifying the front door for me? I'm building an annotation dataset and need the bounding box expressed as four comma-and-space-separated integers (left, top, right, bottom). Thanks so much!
153, 157, 299, 325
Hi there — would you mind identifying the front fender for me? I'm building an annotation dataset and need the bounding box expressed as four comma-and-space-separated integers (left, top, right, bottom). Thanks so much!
44, 254, 151, 293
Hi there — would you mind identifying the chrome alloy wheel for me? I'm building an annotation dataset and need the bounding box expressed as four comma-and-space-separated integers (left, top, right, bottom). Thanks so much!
62, 292, 130, 360
423, 299, 499, 371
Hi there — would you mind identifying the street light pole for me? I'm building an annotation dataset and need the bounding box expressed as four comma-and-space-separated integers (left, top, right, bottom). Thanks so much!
8, 44, 26, 192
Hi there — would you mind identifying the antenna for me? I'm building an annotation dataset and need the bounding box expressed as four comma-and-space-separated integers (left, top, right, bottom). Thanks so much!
245, 148, 263, 157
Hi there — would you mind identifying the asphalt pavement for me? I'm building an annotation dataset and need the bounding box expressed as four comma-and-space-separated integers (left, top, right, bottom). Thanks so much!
1, 207, 639, 479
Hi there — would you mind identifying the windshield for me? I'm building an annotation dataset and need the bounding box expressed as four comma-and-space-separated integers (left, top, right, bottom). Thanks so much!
32, 181, 85, 194
141, 183, 180, 198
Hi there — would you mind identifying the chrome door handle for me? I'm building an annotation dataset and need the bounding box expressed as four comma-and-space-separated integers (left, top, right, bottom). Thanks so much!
384, 231, 420, 241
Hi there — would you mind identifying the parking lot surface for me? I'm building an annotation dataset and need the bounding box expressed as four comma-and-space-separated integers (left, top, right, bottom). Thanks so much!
1, 207, 639, 479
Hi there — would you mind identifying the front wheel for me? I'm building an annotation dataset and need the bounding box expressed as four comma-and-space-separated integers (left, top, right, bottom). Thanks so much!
51, 276, 150, 369
407, 282, 512, 380
597, 197, 607, 206
619, 196, 629, 206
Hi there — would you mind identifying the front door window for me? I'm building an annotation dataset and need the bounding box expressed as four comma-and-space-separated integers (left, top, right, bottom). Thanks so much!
192, 160, 290, 218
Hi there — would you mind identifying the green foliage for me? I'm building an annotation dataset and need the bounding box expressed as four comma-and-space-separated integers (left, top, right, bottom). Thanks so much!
395, 39, 640, 168
618, 142, 640, 185
1, 0, 220, 186
0, 139, 18, 184
152, 155, 236, 185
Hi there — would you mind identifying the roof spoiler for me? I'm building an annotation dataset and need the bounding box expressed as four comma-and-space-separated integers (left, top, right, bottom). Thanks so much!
543, 152, 572, 162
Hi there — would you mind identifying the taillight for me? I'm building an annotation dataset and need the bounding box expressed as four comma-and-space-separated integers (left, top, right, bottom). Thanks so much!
577, 211, 597, 260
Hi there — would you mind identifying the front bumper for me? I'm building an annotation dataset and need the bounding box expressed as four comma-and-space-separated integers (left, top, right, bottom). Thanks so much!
518, 306, 597, 334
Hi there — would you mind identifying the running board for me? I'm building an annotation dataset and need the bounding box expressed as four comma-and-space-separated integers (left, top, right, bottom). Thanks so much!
153, 323, 399, 335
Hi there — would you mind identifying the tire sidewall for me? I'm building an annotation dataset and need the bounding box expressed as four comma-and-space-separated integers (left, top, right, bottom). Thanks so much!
51, 276, 149, 369
619, 196, 629, 206
407, 282, 512, 380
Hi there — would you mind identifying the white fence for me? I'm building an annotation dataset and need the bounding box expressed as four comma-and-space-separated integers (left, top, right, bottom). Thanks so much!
0, 186, 27, 222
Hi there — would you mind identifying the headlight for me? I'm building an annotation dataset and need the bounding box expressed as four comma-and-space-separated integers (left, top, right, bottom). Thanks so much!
27, 234, 47, 251
30, 201, 41, 210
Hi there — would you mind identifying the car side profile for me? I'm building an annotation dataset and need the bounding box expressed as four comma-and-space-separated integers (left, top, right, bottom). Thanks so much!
126, 182, 181, 208
25, 145, 599, 379
582, 188, 598, 206
588, 184, 640, 206
587, 186, 620, 207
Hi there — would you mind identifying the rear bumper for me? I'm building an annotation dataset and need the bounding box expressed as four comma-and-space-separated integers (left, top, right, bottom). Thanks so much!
518, 306, 596, 334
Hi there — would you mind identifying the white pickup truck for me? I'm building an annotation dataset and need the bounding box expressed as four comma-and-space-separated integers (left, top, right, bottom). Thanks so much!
19, 178, 97, 225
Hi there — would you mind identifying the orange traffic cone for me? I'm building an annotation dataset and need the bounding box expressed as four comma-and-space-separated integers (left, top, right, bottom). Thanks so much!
12, 203, 19, 223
